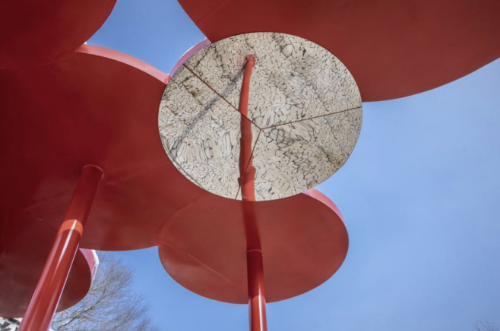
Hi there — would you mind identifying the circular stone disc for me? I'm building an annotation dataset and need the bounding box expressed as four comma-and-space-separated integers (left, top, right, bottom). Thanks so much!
158, 189, 348, 304
159, 32, 362, 201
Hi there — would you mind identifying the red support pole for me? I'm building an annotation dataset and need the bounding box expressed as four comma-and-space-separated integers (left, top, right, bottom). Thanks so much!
238, 55, 256, 202
19, 165, 103, 331
247, 249, 267, 331
237, 55, 268, 331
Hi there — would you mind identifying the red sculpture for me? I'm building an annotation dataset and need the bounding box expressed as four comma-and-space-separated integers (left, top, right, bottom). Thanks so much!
1, 1, 499, 330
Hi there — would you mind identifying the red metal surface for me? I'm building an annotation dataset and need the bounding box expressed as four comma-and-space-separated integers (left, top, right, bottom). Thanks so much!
0, 42, 211, 322
248, 251, 267, 331
158, 189, 348, 304
178, 0, 500, 101
0, 45, 209, 251
80, 249, 99, 283
237, 56, 267, 331
0, 221, 96, 318
238, 55, 256, 202
170, 38, 212, 77
19, 165, 103, 331
0, 0, 116, 68
0, 7, 355, 324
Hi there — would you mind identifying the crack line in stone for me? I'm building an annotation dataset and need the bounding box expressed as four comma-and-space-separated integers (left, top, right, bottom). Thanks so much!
182, 64, 263, 129
260, 106, 362, 130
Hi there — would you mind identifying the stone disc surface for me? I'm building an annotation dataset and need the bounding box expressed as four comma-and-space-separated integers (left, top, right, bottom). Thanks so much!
159, 32, 362, 201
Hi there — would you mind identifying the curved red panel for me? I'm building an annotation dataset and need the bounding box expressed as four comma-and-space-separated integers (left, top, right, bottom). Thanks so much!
0, 45, 209, 251
178, 0, 500, 101
0, 0, 116, 68
169, 38, 211, 76
158, 189, 348, 303
0, 217, 95, 317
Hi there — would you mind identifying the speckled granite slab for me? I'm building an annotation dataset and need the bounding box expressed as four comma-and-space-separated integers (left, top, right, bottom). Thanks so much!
159, 33, 362, 200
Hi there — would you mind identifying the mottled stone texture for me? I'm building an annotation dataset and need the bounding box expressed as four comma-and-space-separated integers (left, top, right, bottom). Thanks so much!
159, 32, 362, 200
159, 66, 259, 198
253, 108, 362, 200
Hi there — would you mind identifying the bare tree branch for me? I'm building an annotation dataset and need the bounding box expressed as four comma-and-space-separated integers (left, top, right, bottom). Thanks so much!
51, 252, 161, 331
477, 321, 499, 331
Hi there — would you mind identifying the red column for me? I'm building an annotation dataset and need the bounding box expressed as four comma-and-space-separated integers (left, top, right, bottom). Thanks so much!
247, 249, 267, 331
238, 55, 256, 202
238, 56, 268, 331
19, 165, 103, 331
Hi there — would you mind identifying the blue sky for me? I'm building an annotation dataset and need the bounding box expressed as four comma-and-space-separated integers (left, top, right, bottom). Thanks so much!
89, 0, 500, 330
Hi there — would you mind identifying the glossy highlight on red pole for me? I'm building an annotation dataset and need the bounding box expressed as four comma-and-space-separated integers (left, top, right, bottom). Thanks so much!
248, 250, 267, 331
237, 55, 268, 331
239, 55, 256, 202
19, 165, 103, 331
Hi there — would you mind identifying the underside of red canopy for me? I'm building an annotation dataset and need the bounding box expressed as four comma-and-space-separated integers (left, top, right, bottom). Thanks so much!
0, 45, 212, 251
0, 213, 96, 317
159, 189, 348, 304
0, 0, 116, 68
178, 0, 500, 101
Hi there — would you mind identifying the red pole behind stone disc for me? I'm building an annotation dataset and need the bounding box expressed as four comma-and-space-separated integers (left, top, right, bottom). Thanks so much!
238, 55, 268, 331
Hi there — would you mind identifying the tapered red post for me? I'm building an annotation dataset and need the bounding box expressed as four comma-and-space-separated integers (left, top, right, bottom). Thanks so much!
238, 55, 268, 331
239, 55, 256, 201
19, 165, 103, 331
247, 249, 267, 331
